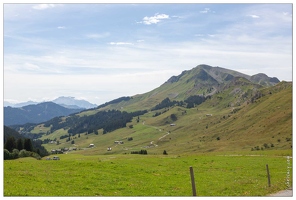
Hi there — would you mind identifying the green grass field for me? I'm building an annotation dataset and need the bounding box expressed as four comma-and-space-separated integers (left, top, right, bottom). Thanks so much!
4, 150, 292, 196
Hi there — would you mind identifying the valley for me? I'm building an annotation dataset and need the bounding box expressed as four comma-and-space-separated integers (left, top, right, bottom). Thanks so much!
7, 65, 292, 155
4, 64, 293, 196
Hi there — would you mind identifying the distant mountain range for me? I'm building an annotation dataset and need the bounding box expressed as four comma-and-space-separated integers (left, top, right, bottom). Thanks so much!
4, 102, 84, 126
4, 96, 97, 109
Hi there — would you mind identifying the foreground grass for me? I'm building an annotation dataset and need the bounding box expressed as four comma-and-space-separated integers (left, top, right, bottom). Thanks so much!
4, 151, 292, 196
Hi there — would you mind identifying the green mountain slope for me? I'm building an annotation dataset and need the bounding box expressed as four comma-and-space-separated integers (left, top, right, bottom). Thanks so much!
68, 81, 291, 155
98, 64, 279, 111
8, 65, 290, 155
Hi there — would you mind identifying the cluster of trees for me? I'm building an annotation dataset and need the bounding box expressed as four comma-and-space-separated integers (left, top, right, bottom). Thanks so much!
4, 126, 49, 160
131, 149, 148, 155
151, 98, 184, 111
151, 95, 208, 111
67, 110, 147, 135
34, 109, 148, 136
184, 95, 207, 108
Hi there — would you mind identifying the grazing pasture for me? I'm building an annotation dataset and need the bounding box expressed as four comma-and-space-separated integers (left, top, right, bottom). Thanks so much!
4, 150, 292, 196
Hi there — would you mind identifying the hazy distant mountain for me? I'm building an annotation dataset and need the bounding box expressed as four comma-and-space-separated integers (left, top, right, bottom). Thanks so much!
4, 96, 97, 109
52, 96, 97, 109
4, 100, 39, 107
4, 102, 83, 126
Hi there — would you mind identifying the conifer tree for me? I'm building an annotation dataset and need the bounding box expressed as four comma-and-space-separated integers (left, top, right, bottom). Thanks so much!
16, 138, 24, 151
24, 138, 33, 152
4, 136, 16, 152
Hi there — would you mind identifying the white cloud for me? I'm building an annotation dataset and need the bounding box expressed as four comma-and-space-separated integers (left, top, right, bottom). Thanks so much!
248, 14, 260, 18
57, 26, 66, 29
32, 4, 56, 10
139, 13, 170, 25
200, 8, 214, 14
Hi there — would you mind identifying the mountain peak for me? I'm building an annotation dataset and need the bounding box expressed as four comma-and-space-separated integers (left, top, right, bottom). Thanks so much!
52, 96, 97, 109
251, 73, 280, 86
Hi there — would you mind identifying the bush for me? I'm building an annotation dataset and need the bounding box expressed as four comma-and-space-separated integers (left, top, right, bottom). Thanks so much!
12, 149, 19, 159
30, 152, 41, 160
19, 149, 31, 158
163, 150, 168, 155
4, 149, 12, 160
18, 149, 41, 160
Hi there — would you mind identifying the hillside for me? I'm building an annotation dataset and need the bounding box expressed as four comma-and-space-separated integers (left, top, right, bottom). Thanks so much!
96, 64, 280, 112
4, 102, 83, 126
7, 65, 291, 155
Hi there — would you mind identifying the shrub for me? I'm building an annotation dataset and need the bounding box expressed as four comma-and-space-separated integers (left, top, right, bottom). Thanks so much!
19, 149, 30, 158
30, 152, 41, 160
4, 149, 12, 160
163, 150, 168, 155
12, 149, 19, 159
271, 143, 274, 147
18, 149, 41, 160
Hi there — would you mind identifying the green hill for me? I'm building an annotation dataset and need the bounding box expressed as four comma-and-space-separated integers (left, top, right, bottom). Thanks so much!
8, 65, 291, 155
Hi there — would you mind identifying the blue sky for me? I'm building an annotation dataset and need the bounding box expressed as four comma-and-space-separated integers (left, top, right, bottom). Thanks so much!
3, 3, 293, 105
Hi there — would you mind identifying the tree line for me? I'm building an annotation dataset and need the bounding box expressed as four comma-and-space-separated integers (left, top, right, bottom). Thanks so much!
151, 95, 207, 111
67, 109, 147, 135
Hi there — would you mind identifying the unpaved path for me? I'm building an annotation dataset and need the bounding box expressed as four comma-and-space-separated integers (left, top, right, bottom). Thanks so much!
268, 188, 292, 197
142, 121, 170, 147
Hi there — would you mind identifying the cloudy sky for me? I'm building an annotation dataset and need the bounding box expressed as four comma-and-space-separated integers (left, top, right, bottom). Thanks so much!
3, 3, 293, 106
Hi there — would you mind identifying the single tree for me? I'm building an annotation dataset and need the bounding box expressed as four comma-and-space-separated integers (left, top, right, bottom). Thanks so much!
16, 138, 24, 151
24, 138, 33, 152
163, 150, 168, 155
4, 136, 16, 152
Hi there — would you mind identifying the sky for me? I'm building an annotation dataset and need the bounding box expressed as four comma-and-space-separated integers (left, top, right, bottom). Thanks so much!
2, 2, 293, 106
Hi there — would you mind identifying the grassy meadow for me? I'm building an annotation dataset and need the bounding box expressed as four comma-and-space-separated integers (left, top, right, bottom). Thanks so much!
4, 150, 292, 196
4, 81, 292, 196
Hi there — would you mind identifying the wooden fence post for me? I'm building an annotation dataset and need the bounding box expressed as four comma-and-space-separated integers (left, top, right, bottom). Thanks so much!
189, 166, 197, 196
266, 164, 271, 187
